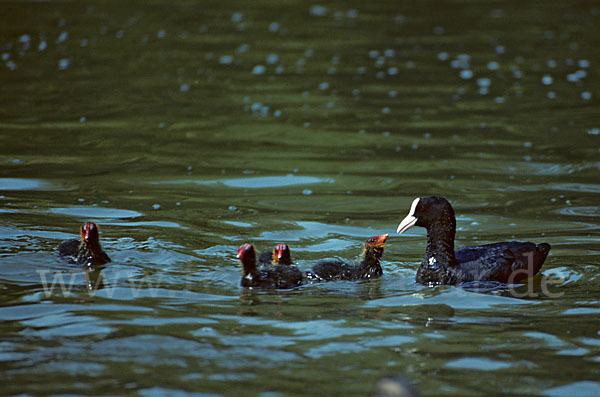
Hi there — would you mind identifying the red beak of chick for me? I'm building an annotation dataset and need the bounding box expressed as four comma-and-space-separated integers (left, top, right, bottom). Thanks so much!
371, 234, 388, 248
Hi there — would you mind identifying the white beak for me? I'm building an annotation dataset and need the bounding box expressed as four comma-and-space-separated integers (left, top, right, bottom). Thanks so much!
396, 197, 420, 234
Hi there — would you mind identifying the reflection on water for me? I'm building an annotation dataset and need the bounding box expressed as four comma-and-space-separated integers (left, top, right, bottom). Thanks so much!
1, 0, 599, 396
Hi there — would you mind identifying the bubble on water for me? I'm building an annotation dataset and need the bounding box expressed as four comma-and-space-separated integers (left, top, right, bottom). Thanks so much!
578, 59, 590, 68
437, 52, 449, 61
228, 205, 237, 211
58, 58, 71, 70
581, 92, 592, 100
1, 53, 9, 61
235, 44, 249, 54
388, 90, 397, 98
81, 39, 88, 47
327, 67, 336, 75
384, 49, 395, 58
477, 77, 491, 87
80, 116, 86, 123
547, 91, 556, 99
387, 67, 398, 76
318, 82, 329, 90
523, 141, 532, 148
275, 65, 284, 74
495, 96, 506, 104
433, 26, 445, 35
458, 54, 470, 62
19, 34, 31, 44
368, 50, 379, 59
326, 102, 335, 108
357, 66, 367, 74
116, 30, 124, 39
541, 75, 553, 85
56, 31, 69, 43
424, 132, 431, 139
266, 54, 279, 65
152, 204, 161, 210
382, 131, 391, 137
273, 109, 282, 117
487, 61, 500, 70
38, 41, 47, 51
6, 61, 16, 71
347, 9, 358, 18
375, 57, 385, 68
495, 45, 505, 54
219, 55, 234, 65
405, 60, 415, 69
305, 49, 314, 57
459, 69, 473, 79
156, 29, 167, 39
587, 128, 600, 135
231, 12, 244, 23
352, 89, 360, 97
180, 84, 190, 92
302, 189, 312, 195
250, 103, 263, 112
359, 129, 366, 134
547, 59, 557, 68
268, 22, 280, 33
479, 87, 489, 95
382, 107, 391, 114
513, 70, 523, 78
310, 5, 328, 17
303, 122, 311, 128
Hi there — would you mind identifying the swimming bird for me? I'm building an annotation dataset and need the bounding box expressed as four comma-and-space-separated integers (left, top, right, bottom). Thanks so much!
307, 234, 388, 281
257, 243, 293, 267
396, 196, 551, 285
58, 221, 111, 266
237, 243, 303, 289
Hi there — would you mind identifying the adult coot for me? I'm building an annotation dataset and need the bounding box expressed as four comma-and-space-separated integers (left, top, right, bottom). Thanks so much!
397, 196, 551, 285
58, 221, 111, 266
307, 234, 388, 281
237, 243, 303, 289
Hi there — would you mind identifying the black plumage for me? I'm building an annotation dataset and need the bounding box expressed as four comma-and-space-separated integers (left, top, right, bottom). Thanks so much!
307, 234, 388, 281
397, 196, 551, 285
58, 222, 111, 266
237, 243, 303, 289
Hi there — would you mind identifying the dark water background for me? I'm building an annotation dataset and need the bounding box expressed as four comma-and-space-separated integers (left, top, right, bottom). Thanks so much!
1, 1, 599, 396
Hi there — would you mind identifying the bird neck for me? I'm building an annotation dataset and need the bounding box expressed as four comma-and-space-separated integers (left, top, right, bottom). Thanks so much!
360, 246, 383, 270
425, 218, 457, 268
242, 257, 257, 277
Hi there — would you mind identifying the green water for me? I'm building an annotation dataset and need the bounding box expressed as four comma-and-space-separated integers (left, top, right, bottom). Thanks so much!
1, 1, 599, 396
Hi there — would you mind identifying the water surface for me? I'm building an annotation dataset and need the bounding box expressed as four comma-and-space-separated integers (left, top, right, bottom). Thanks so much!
1, 1, 599, 396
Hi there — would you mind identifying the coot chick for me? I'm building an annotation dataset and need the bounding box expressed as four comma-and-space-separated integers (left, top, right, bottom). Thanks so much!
308, 234, 388, 281
396, 196, 551, 285
58, 222, 111, 266
237, 243, 303, 289
257, 243, 293, 267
